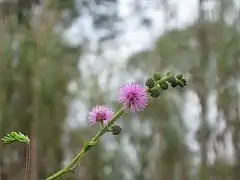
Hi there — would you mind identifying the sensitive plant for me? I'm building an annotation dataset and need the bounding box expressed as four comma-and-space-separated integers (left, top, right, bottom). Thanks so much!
1, 71, 188, 180
88, 105, 114, 126
117, 82, 148, 112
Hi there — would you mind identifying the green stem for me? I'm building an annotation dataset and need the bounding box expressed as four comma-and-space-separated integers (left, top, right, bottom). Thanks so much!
100, 121, 104, 128
155, 73, 173, 85
148, 73, 173, 91
23, 144, 30, 180
45, 107, 125, 180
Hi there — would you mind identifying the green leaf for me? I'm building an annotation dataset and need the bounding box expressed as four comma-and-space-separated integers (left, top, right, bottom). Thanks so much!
1, 132, 30, 145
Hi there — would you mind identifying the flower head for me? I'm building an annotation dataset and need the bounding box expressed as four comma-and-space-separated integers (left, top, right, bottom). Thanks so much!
88, 105, 114, 125
117, 82, 148, 112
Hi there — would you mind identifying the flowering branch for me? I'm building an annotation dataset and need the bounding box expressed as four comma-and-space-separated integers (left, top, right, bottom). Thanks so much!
45, 71, 187, 180
46, 107, 125, 180
1, 71, 188, 180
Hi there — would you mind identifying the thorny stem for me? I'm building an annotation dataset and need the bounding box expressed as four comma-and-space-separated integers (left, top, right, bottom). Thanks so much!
24, 144, 30, 180
45, 107, 125, 180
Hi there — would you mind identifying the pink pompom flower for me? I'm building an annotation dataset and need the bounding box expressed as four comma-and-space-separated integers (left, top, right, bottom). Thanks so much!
117, 82, 148, 112
88, 105, 114, 125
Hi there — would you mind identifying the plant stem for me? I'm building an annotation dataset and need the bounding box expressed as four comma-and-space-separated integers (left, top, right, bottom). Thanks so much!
148, 73, 173, 91
155, 73, 173, 85
45, 107, 125, 180
24, 144, 30, 180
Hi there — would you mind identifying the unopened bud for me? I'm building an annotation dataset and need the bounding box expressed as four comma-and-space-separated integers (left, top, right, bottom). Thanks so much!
176, 74, 183, 80
160, 82, 168, 90
153, 72, 162, 81
145, 77, 155, 89
112, 125, 122, 135
149, 88, 161, 98
171, 78, 178, 87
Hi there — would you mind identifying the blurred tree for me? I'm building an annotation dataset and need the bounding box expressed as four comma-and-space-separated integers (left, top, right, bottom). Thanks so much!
126, 1, 240, 180
1, 0, 240, 180
0, 1, 80, 180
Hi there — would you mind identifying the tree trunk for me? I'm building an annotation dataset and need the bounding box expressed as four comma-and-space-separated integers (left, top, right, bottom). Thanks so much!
29, 120, 38, 180
29, 74, 39, 180
0, 144, 8, 180
198, 95, 210, 180
195, 0, 211, 179
232, 96, 240, 180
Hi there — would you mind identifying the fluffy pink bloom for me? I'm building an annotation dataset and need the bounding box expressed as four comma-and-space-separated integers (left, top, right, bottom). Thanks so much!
117, 82, 148, 112
88, 105, 114, 125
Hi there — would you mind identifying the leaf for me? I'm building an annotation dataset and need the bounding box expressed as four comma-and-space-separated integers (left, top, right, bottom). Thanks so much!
1, 132, 30, 145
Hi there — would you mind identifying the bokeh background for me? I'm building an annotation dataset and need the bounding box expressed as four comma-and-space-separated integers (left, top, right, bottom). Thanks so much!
0, 0, 240, 180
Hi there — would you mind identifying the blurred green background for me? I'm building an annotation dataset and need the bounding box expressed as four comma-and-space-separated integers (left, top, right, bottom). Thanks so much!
0, 0, 240, 180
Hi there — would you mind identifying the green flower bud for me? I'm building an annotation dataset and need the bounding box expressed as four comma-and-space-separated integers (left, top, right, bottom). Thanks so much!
166, 72, 172, 76
112, 125, 122, 135
145, 77, 155, 89
160, 82, 168, 90
153, 72, 162, 81
167, 75, 175, 83
171, 78, 178, 87
176, 74, 183, 80
179, 82, 184, 88
149, 88, 161, 98
182, 78, 188, 85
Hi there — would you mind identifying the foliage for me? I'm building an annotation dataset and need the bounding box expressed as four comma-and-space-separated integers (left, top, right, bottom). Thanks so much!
1, 132, 30, 145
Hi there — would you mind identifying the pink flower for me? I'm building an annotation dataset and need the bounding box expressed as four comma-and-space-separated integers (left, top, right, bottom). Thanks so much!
88, 105, 114, 125
117, 82, 148, 112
